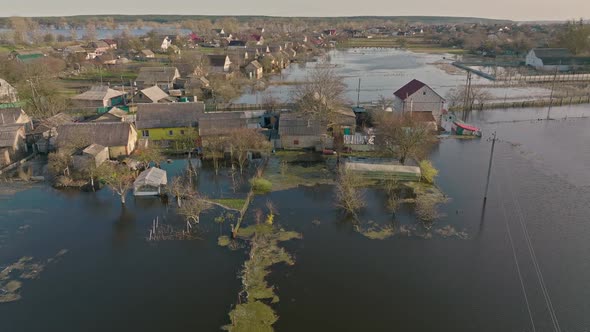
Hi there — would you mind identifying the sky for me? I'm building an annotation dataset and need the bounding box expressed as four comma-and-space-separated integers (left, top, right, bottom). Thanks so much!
0, 0, 587, 21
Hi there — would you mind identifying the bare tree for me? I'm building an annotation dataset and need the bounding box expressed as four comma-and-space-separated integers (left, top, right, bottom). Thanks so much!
292, 64, 347, 126
202, 134, 227, 175
376, 113, 436, 165
132, 146, 164, 170
98, 163, 136, 205
177, 195, 212, 224
445, 86, 492, 110
168, 175, 195, 207
376, 94, 394, 111
227, 129, 271, 174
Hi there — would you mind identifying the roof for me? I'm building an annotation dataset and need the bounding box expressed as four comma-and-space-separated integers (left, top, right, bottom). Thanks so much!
198, 111, 263, 135
89, 40, 109, 49
0, 124, 24, 148
29, 113, 74, 135
532, 48, 573, 60
0, 108, 27, 125
71, 86, 125, 101
139, 86, 169, 103
278, 112, 323, 136
83, 143, 107, 156
141, 49, 155, 56
135, 102, 204, 129
208, 55, 230, 67
246, 60, 262, 70
55, 122, 134, 148
393, 79, 426, 100
229, 40, 246, 47
134, 167, 168, 187
136, 67, 179, 84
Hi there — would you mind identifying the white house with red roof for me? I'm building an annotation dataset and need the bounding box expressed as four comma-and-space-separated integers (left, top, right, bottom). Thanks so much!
393, 79, 445, 124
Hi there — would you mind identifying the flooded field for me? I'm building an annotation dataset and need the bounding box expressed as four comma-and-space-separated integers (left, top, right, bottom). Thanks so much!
1, 104, 590, 331
237, 48, 553, 104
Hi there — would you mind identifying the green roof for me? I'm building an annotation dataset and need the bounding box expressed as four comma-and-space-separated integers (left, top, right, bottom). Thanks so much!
16, 53, 44, 62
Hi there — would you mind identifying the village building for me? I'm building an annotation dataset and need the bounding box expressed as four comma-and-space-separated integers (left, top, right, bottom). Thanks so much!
278, 112, 324, 150
92, 107, 133, 123
159, 36, 173, 51
72, 143, 109, 170
197, 111, 264, 136
135, 102, 204, 144
393, 79, 445, 124
0, 107, 32, 130
100, 39, 118, 49
55, 122, 137, 159
133, 167, 168, 196
0, 124, 27, 167
71, 86, 126, 109
139, 49, 155, 59
135, 67, 180, 91
0, 79, 18, 103
525, 48, 574, 71
134, 86, 175, 103
207, 55, 232, 73
27, 113, 74, 153
245, 60, 263, 79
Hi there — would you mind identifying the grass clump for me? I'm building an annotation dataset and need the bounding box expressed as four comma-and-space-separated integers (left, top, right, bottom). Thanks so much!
223, 301, 277, 332
419, 160, 438, 184
212, 198, 247, 210
250, 177, 272, 194
218, 235, 231, 247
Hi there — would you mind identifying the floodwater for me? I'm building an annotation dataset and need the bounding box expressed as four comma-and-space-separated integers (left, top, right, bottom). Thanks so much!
237, 48, 552, 104
1, 104, 589, 331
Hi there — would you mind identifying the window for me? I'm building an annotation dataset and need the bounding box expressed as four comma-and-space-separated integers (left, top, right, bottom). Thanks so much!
293, 139, 299, 145
142, 130, 149, 137
180, 130, 185, 135
423, 91, 426, 95
168, 130, 174, 136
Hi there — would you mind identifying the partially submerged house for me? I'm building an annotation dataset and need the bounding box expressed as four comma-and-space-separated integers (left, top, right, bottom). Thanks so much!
135, 67, 180, 91
278, 113, 324, 150
0, 124, 27, 167
0, 78, 18, 103
71, 86, 126, 109
133, 167, 168, 196
135, 102, 204, 144
55, 122, 137, 159
393, 79, 445, 124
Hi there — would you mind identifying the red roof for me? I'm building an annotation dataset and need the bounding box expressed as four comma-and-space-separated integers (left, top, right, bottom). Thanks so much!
393, 79, 426, 100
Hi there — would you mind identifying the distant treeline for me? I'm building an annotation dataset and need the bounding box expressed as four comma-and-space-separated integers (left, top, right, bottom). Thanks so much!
0, 15, 513, 28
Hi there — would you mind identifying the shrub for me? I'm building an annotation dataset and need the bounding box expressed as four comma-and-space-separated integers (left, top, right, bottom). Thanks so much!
419, 160, 438, 184
250, 177, 272, 194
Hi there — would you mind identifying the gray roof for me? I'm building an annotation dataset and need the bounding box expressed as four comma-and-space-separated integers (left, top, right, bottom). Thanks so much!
56, 122, 134, 148
136, 67, 179, 84
141, 49, 155, 56
532, 48, 573, 59
134, 167, 168, 187
139, 86, 169, 102
198, 111, 263, 135
208, 55, 230, 67
0, 108, 26, 125
278, 112, 323, 136
135, 102, 204, 129
83, 143, 107, 156
71, 86, 125, 101
0, 124, 24, 148
29, 113, 74, 135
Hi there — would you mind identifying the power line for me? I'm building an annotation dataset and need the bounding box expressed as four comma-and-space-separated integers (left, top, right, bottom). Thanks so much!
496, 182, 537, 332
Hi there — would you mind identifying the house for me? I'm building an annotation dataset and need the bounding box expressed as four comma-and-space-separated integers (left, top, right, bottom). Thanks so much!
27, 113, 74, 153
525, 48, 573, 71
177, 75, 210, 91
133, 167, 168, 196
101, 39, 118, 49
278, 112, 324, 150
245, 60, 263, 79
135, 102, 204, 143
93, 107, 133, 123
0, 78, 18, 103
333, 109, 357, 134
135, 67, 180, 91
227, 50, 249, 67
87, 40, 110, 55
55, 122, 137, 159
72, 143, 109, 169
0, 124, 27, 167
393, 79, 445, 124
135, 86, 175, 103
207, 55, 232, 73
71, 86, 126, 109
198, 111, 264, 136
159, 36, 173, 50
140, 49, 155, 59
0, 107, 32, 130
64, 45, 89, 60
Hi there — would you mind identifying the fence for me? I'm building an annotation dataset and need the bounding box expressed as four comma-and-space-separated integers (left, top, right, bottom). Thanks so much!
449, 95, 590, 112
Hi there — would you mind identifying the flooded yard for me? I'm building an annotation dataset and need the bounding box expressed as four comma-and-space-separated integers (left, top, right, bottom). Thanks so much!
1, 104, 590, 331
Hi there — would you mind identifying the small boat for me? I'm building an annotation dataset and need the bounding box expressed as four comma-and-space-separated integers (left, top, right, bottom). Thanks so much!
452, 121, 482, 137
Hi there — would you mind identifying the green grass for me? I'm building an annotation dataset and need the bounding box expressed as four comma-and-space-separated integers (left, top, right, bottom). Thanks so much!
211, 198, 247, 210
250, 177, 272, 194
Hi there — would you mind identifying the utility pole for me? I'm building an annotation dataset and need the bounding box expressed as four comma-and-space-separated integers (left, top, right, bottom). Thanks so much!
483, 131, 497, 202
546, 65, 559, 120
356, 77, 361, 107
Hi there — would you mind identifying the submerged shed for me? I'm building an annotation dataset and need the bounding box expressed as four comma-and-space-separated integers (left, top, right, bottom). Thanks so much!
345, 161, 421, 181
133, 167, 168, 196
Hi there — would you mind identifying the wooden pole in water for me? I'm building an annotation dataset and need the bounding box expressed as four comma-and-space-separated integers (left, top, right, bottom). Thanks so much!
483, 131, 497, 202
